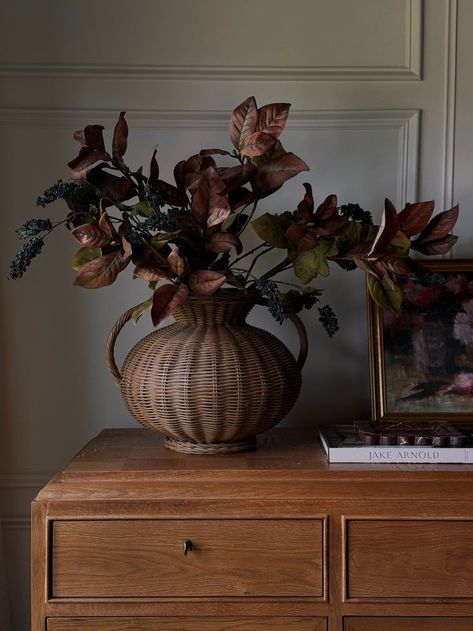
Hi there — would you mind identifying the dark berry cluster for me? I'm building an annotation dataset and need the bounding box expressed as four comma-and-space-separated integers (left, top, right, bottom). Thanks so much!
340, 203, 373, 225
417, 272, 446, 287
318, 304, 339, 337
8, 237, 44, 280
16, 218, 52, 240
143, 184, 167, 208
36, 179, 82, 207
255, 278, 287, 324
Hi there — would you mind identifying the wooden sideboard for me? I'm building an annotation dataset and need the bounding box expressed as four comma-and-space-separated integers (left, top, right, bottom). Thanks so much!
32, 428, 473, 631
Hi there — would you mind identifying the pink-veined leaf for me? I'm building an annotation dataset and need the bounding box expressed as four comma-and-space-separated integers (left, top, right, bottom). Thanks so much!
68, 147, 109, 180
219, 164, 256, 192
74, 251, 128, 289
112, 111, 128, 164
207, 232, 243, 254
398, 200, 435, 237
229, 96, 258, 150
239, 131, 276, 157
83, 125, 105, 151
200, 148, 232, 157
188, 270, 226, 296
314, 194, 338, 221
414, 204, 459, 246
368, 198, 400, 257
253, 152, 309, 193
98, 211, 119, 241
151, 283, 189, 326
207, 207, 231, 228
257, 103, 290, 138
191, 166, 229, 227
412, 234, 458, 255
285, 223, 319, 252
133, 265, 170, 281
167, 248, 186, 278
72, 223, 110, 248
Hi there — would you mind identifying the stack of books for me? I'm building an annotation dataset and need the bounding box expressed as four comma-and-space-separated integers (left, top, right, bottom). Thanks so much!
319, 423, 473, 463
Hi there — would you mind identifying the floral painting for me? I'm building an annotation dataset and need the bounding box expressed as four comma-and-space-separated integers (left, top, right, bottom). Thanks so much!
369, 262, 473, 420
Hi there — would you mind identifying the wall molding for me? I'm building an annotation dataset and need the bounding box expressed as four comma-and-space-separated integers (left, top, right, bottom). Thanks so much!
0, 1, 422, 82
0, 107, 419, 206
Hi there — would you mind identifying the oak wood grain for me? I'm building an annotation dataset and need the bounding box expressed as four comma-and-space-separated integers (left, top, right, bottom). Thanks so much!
347, 520, 473, 599
52, 519, 324, 598
47, 617, 327, 630
344, 618, 473, 631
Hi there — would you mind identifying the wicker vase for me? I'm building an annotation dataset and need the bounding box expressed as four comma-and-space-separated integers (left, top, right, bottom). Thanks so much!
106, 289, 307, 454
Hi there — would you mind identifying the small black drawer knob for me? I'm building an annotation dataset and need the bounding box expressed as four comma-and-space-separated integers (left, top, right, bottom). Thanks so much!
183, 539, 193, 555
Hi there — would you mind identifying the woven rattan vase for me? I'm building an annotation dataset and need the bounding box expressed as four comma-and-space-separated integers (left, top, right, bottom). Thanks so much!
106, 289, 307, 454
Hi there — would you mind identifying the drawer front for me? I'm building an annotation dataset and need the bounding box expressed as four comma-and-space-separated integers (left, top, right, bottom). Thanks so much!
344, 618, 473, 631
346, 520, 473, 599
47, 618, 327, 630
52, 519, 324, 598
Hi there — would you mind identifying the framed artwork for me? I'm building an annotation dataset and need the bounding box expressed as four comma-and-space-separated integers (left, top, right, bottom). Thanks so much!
368, 259, 473, 422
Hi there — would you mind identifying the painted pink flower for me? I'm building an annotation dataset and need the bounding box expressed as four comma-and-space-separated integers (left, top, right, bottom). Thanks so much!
446, 372, 473, 395
453, 299, 473, 346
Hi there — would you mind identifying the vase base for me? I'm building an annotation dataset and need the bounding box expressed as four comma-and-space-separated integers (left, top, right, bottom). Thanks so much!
165, 436, 257, 455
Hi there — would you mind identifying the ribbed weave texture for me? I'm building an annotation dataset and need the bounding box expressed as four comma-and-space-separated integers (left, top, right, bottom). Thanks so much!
119, 291, 302, 451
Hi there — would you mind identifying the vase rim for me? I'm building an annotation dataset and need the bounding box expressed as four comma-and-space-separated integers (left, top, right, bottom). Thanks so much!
185, 287, 260, 304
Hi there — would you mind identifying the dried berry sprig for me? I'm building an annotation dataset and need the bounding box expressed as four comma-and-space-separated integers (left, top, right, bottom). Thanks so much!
8, 237, 45, 280
16, 218, 53, 240
36, 179, 83, 207
318, 304, 339, 337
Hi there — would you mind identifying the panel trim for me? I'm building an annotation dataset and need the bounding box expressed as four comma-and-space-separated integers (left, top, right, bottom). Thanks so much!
0, 107, 419, 206
0, 1, 423, 82
342, 515, 473, 604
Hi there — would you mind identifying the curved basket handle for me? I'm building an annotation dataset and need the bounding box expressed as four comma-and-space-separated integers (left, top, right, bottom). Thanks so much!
288, 312, 308, 370
106, 304, 142, 387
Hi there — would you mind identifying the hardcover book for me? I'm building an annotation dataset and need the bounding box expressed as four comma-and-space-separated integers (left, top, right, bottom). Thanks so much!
319, 424, 473, 464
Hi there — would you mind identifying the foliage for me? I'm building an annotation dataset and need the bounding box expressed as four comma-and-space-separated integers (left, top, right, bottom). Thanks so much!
9, 96, 459, 333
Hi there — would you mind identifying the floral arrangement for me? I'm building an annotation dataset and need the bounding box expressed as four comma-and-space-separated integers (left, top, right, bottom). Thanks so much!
9, 97, 459, 335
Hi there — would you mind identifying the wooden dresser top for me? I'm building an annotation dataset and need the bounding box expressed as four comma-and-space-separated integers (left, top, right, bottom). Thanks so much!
35, 428, 473, 502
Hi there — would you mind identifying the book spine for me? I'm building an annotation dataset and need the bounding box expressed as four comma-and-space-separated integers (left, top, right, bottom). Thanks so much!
326, 446, 471, 464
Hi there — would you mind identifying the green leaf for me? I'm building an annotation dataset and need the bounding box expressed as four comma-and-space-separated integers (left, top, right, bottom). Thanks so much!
131, 298, 153, 324
293, 242, 337, 284
72, 247, 101, 271
367, 275, 403, 311
131, 201, 156, 217
251, 212, 292, 248
336, 222, 377, 255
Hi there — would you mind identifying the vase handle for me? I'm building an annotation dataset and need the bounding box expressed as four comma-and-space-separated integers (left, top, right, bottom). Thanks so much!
106, 304, 141, 387
288, 312, 308, 370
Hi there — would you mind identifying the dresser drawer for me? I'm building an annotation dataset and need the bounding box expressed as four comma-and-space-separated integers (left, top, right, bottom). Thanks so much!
346, 520, 473, 599
47, 618, 327, 630
51, 519, 325, 598
344, 618, 473, 630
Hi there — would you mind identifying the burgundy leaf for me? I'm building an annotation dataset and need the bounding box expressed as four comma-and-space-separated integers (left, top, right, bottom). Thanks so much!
112, 111, 128, 164
398, 200, 435, 237
229, 96, 258, 150
257, 103, 290, 138
73, 129, 86, 145
133, 265, 170, 282
368, 198, 400, 257
239, 131, 276, 157
200, 148, 232, 157
412, 234, 458, 255
285, 223, 319, 252
68, 147, 109, 180
72, 223, 110, 248
168, 248, 186, 278
207, 207, 231, 228
121, 235, 132, 259
174, 160, 186, 191
415, 204, 459, 245
151, 283, 189, 326
253, 152, 309, 193
74, 251, 128, 289
219, 164, 256, 192
228, 187, 255, 210
149, 149, 159, 187
297, 183, 315, 222
191, 167, 228, 227
207, 232, 243, 254
314, 214, 349, 237
98, 211, 119, 241
188, 270, 226, 296
314, 194, 338, 221
83, 125, 105, 151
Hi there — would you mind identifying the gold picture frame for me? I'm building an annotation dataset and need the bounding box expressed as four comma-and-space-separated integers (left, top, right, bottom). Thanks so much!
368, 259, 473, 422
